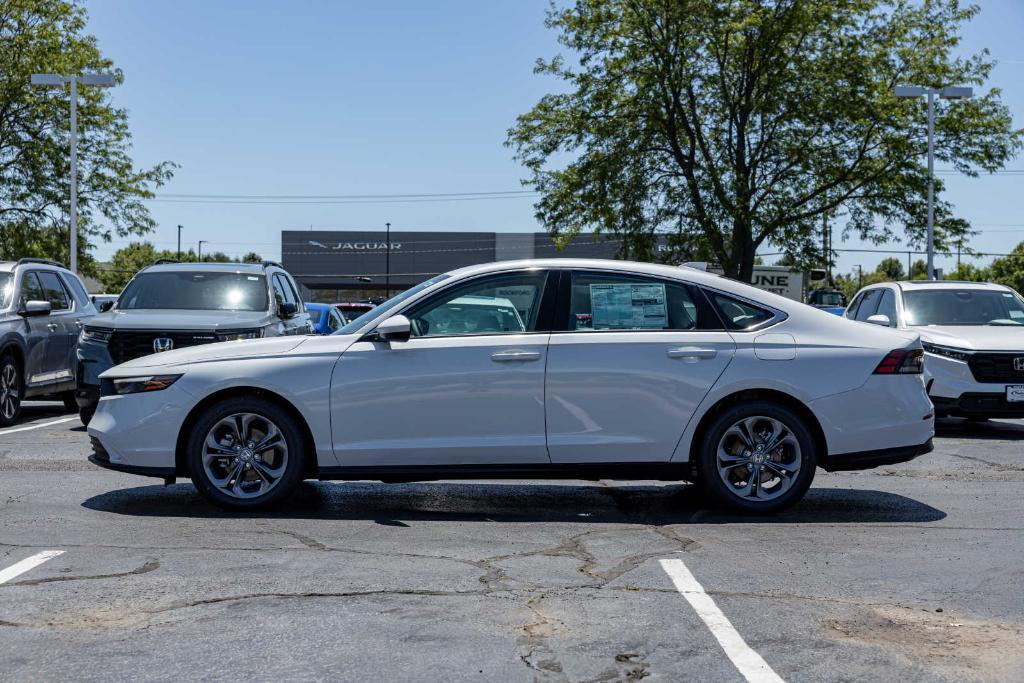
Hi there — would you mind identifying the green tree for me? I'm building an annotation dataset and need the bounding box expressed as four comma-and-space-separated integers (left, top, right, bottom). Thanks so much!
945, 261, 988, 282
0, 0, 175, 274
986, 241, 1024, 293
875, 257, 905, 280
241, 251, 263, 264
910, 259, 929, 280
508, 0, 1021, 280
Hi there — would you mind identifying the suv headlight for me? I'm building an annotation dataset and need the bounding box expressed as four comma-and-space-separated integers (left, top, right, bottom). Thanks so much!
102, 374, 182, 396
80, 326, 113, 344
922, 342, 972, 362
216, 329, 264, 342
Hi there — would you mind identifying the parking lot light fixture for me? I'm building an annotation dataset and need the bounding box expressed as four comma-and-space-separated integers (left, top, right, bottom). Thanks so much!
894, 84, 974, 282
30, 73, 117, 275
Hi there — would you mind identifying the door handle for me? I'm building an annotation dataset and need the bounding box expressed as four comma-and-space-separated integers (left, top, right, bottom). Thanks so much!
667, 347, 717, 361
46, 323, 58, 332
491, 350, 541, 362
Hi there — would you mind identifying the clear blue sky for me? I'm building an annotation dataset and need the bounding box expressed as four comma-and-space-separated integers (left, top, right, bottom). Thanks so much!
86, 0, 1024, 277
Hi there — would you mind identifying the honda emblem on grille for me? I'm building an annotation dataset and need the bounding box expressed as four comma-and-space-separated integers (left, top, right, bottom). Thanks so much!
1014, 357, 1024, 372
153, 337, 174, 353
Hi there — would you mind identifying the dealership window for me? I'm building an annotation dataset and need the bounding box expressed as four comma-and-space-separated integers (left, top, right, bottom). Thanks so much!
405, 272, 548, 337
568, 272, 721, 331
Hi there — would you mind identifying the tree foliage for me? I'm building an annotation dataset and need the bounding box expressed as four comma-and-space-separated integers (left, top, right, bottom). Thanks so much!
0, 0, 175, 273
508, 0, 1022, 279
98, 242, 249, 292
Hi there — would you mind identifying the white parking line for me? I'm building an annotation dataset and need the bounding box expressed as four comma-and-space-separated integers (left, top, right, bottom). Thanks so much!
0, 416, 78, 436
0, 550, 64, 585
659, 558, 785, 683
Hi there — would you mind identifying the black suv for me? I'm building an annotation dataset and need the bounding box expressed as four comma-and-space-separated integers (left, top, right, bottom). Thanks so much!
0, 258, 97, 426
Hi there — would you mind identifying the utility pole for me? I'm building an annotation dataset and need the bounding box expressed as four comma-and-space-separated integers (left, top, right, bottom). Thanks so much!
385, 222, 391, 299
177, 225, 183, 261
30, 73, 116, 274
198, 240, 208, 262
855, 265, 863, 290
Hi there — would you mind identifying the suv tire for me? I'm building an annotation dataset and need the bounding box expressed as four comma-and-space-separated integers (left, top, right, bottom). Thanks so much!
185, 397, 306, 510
698, 400, 817, 514
79, 406, 96, 426
0, 353, 22, 427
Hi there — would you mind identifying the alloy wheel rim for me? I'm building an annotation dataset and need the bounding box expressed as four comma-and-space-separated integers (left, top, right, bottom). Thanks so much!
0, 363, 18, 420
716, 416, 801, 502
201, 412, 288, 499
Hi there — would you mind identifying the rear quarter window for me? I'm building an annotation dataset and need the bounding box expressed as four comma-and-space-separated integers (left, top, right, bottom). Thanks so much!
705, 291, 775, 330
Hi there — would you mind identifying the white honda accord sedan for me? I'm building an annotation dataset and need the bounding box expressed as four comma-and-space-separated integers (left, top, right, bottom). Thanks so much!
88, 259, 934, 513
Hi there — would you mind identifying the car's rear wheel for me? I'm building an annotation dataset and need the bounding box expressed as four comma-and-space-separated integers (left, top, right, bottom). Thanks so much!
186, 397, 306, 510
0, 354, 23, 427
698, 401, 816, 514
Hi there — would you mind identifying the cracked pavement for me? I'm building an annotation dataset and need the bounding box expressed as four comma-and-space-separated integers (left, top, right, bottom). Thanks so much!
1, 402, 1023, 681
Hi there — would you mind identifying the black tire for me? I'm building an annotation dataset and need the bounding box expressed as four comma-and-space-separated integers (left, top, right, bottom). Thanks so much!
185, 397, 307, 511
61, 391, 78, 412
0, 353, 23, 428
698, 400, 817, 514
79, 406, 95, 426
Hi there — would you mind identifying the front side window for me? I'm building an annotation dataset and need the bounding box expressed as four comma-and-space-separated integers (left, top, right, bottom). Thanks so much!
406, 272, 548, 337
904, 289, 1024, 326
706, 291, 775, 330
272, 274, 295, 306
875, 289, 898, 327
569, 272, 720, 331
118, 272, 270, 311
20, 272, 45, 305
854, 289, 883, 321
37, 271, 70, 311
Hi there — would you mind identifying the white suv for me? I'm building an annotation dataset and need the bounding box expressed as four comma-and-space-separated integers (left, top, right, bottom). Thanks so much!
846, 281, 1024, 419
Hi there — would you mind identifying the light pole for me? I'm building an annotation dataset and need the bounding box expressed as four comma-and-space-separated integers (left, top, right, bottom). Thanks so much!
198, 240, 208, 262
177, 225, 183, 260
854, 264, 863, 290
384, 222, 391, 299
894, 85, 973, 280
30, 73, 116, 274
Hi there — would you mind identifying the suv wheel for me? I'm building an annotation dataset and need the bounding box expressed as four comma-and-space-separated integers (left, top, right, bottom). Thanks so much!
186, 397, 306, 510
698, 401, 816, 514
0, 354, 22, 427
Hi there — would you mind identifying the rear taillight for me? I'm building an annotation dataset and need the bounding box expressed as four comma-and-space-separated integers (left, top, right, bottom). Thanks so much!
874, 348, 924, 375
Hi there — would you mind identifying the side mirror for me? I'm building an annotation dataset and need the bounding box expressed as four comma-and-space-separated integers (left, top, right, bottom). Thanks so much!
375, 314, 411, 342
866, 314, 891, 327
98, 301, 114, 313
278, 301, 297, 319
19, 300, 52, 317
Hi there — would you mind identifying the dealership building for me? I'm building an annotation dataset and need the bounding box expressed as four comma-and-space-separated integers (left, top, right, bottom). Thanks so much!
281, 230, 647, 302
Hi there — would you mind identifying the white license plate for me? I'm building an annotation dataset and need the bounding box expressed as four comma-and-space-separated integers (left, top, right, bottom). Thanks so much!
1008, 385, 1024, 402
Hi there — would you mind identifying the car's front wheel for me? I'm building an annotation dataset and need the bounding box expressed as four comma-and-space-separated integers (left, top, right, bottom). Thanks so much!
0, 354, 23, 427
698, 401, 817, 514
186, 397, 306, 510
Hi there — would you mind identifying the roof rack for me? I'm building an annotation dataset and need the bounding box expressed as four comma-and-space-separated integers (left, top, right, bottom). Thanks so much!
152, 258, 180, 265
17, 257, 65, 268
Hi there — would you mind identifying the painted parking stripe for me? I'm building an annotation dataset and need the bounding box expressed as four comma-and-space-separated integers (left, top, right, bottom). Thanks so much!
0, 416, 78, 436
0, 551, 64, 585
659, 558, 785, 683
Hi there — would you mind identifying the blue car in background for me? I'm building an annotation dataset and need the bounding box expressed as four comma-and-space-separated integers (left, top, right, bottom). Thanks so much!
807, 288, 847, 316
305, 302, 346, 335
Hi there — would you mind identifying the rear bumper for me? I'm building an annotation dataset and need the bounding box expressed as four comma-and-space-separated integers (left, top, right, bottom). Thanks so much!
821, 438, 933, 472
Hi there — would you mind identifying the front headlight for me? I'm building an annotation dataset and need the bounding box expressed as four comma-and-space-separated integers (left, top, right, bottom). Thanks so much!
922, 342, 972, 362
80, 326, 113, 344
103, 374, 182, 396
216, 329, 264, 342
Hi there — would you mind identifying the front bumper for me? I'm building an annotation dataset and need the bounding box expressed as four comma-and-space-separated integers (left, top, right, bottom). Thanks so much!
932, 393, 1024, 418
821, 438, 933, 472
89, 437, 175, 479
925, 352, 1024, 417
76, 339, 115, 409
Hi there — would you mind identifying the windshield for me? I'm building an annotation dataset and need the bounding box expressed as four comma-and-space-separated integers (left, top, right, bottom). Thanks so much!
307, 308, 323, 323
904, 288, 1024, 326
118, 271, 269, 311
0, 273, 12, 308
335, 274, 450, 334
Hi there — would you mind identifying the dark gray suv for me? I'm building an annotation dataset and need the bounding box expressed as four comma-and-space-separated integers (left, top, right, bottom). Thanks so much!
0, 258, 97, 426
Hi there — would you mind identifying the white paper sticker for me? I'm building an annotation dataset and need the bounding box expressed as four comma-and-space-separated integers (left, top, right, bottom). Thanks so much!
590, 283, 667, 329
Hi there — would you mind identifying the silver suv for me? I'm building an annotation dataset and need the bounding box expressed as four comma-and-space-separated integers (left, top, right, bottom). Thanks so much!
0, 258, 97, 426
76, 260, 311, 424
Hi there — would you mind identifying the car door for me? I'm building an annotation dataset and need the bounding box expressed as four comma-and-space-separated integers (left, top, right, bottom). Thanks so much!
545, 270, 736, 463
36, 271, 76, 383
17, 271, 55, 385
331, 269, 555, 466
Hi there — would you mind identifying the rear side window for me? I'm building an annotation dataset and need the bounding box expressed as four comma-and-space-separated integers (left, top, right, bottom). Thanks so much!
569, 272, 721, 331
61, 272, 91, 307
706, 291, 775, 330
36, 271, 70, 311
854, 289, 883, 321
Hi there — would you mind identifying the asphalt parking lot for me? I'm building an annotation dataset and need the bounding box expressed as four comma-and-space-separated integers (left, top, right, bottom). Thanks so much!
1, 402, 1023, 682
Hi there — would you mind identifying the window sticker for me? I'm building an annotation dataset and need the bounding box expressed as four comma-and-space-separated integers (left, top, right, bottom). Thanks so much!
590, 283, 667, 329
